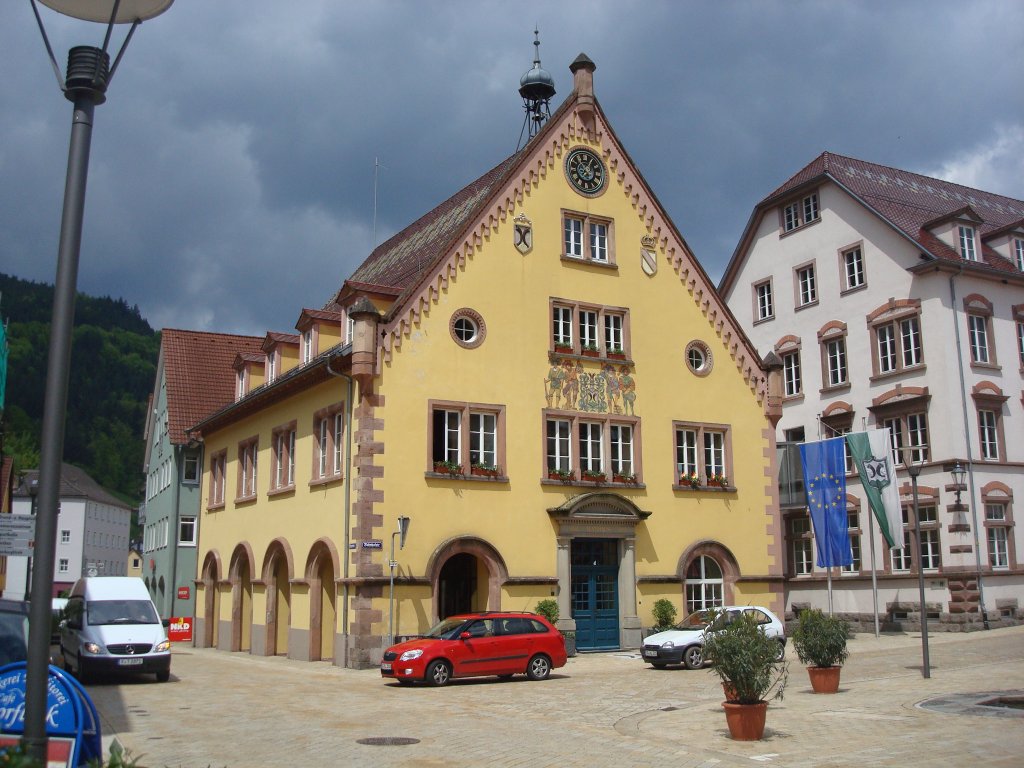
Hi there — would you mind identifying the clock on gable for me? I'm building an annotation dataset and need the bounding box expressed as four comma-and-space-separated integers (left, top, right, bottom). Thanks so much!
564, 147, 606, 196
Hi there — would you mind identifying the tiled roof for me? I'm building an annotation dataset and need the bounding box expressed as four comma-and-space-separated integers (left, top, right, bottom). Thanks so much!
297, 307, 342, 326
764, 151, 1024, 274
15, 464, 129, 510
161, 329, 263, 444
346, 152, 524, 301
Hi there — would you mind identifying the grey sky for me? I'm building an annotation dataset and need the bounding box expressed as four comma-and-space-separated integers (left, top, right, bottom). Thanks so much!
2, 0, 1021, 336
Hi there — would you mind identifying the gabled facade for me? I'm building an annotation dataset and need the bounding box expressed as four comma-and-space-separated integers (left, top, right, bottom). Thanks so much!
141, 329, 262, 620
9, 464, 131, 597
192, 55, 785, 668
721, 151, 1024, 629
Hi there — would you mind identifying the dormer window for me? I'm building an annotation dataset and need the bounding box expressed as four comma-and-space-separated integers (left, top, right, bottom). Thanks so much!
266, 351, 277, 383
302, 329, 313, 363
236, 368, 247, 400
959, 225, 977, 261
782, 192, 820, 233
1015, 237, 1023, 270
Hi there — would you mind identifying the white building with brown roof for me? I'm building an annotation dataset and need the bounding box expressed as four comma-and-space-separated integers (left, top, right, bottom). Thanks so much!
720, 151, 1024, 630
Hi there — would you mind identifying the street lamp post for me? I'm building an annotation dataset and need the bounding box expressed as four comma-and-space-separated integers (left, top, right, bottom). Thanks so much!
25, 1, 173, 761
388, 516, 411, 646
904, 454, 930, 679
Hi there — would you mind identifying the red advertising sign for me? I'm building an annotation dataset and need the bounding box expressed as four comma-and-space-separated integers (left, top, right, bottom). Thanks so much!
177, 586, 190, 600
168, 617, 193, 643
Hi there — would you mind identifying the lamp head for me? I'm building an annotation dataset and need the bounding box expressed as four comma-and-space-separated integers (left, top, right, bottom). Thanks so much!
902, 447, 921, 478
37, 0, 174, 23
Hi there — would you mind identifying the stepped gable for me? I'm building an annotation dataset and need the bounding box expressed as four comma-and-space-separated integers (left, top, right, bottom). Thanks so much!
161, 329, 263, 444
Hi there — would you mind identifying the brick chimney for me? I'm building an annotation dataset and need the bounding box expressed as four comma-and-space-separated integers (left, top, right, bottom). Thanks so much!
569, 53, 596, 131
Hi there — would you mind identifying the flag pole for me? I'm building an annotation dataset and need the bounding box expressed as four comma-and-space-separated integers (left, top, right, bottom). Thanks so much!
867, 498, 880, 637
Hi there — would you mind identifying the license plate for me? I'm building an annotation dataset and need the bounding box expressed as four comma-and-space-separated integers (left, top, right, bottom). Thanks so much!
380, 663, 392, 671
117, 658, 144, 666
643, 649, 658, 658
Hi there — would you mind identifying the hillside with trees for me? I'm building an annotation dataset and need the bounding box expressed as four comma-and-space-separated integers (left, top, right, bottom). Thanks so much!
0, 272, 159, 508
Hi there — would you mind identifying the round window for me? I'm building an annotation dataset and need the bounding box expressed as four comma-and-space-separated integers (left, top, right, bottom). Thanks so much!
450, 309, 486, 349
685, 340, 713, 376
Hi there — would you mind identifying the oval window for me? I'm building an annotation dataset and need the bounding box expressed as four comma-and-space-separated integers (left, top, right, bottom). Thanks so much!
685, 340, 713, 376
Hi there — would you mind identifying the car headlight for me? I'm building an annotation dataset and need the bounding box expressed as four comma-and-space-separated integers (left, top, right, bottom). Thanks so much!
660, 641, 676, 649
155, 640, 170, 653
83, 642, 102, 655
399, 649, 423, 661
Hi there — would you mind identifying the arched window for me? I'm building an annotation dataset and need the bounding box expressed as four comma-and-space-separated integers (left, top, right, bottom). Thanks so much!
685, 556, 723, 613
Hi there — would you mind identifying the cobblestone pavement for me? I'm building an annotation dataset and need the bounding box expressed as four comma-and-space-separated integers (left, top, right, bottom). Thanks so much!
83, 626, 1024, 768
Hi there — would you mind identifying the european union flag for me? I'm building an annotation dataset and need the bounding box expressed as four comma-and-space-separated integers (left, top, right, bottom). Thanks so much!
799, 437, 852, 567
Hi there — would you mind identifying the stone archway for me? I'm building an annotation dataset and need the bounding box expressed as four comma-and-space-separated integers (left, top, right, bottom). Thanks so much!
677, 540, 741, 613
261, 540, 294, 657
304, 539, 340, 663
229, 542, 255, 653
199, 550, 223, 649
426, 537, 509, 623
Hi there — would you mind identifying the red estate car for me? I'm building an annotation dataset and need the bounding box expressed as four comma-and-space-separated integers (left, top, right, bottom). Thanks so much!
380, 611, 568, 686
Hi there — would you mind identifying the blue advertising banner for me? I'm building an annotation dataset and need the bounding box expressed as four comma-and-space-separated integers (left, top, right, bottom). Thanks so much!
0, 663, 102, 766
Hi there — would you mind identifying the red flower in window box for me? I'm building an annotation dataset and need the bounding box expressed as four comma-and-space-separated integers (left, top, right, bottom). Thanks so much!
470, 464, 500, 478
548, 468, 574, 483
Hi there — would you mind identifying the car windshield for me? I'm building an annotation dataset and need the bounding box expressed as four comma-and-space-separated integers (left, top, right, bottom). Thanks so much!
86, 600, 159, 626
422, 617, 470, 640
675, 610, 714, 630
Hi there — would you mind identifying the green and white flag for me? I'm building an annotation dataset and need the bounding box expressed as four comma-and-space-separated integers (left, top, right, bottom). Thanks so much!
846, 429, 903, 548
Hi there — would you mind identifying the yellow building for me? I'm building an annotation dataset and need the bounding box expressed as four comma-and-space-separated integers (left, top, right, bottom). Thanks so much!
192, 54, 784, 668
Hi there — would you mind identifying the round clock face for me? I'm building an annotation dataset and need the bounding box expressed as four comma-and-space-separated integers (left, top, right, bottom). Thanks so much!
565, 147, 606, 196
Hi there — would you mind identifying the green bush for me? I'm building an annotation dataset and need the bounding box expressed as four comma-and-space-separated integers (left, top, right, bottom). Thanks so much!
791, 609, 850, 668
651, 599, 678, 630
0, 741, 138, 767
702, 611, 787, 705
534, 599, 559, 625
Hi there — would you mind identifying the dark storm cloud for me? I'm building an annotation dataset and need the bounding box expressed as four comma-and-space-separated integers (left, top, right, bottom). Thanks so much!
1, 0, 1021, 335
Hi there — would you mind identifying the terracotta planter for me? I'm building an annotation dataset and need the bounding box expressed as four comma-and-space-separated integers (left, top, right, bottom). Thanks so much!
722, 701, 768, 740
470, 467, 498, 478
807, 665, 841, 693
581, 349, 599, 357
607, 352, 626, 360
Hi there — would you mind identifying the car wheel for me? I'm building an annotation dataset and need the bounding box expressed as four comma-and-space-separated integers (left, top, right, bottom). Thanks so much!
774, 641, 786, 662
683, 645, 703, 670
156, 669, 170, 683
650, 662, 667, 670
526, 654, 551, 681
425, 660, 452, 687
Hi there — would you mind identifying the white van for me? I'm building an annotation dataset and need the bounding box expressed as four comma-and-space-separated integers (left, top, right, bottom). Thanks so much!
60, 576, 171, 683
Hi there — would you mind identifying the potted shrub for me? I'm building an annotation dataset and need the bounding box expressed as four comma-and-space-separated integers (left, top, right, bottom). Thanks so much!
651, 599, 678, 632
536, 599, 575, 657
791, 608, 849, 693
702, 610, 787, 741
709, 473, 729, 488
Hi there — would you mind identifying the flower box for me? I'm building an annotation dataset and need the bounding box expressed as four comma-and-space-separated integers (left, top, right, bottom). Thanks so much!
582, 471, 607, 483
548, 469, 574, 483
471, 464, 500, 478
613, 473, 638, 485
681, 473, 701, 489
581, 347, 600, 358
607, 352, 626, 361
433, 461, 463, 476
553, 343, 573, 354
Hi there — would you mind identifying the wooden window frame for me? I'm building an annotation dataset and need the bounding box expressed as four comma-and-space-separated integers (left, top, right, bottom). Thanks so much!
235, 437, 258, 503
269, 421, 297, 494
549, 298, 631, 359
543, 409, 641, 485
428, 400, 507, 479
311, 403, 345, 486
561, 209, 615, 266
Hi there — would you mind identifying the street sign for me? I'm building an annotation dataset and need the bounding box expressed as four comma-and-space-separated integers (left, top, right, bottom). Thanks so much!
362, 540, 383, 549
0, 516, 35, 557
177, 586, 190, 600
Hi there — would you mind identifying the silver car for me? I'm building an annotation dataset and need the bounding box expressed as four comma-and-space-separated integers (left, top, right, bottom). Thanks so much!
642, 606, 786, 669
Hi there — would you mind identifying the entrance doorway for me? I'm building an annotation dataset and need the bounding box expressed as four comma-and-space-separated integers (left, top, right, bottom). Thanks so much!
438, 553, 477, 618
571, 539, 619, 650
